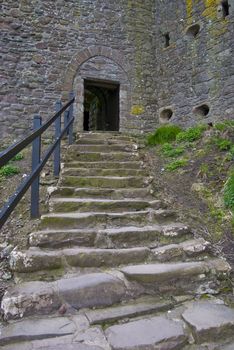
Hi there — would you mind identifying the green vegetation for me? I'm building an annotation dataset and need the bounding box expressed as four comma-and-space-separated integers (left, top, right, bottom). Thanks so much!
12, 152, 24, 161
214, 120, 234, 132
147, 124, 182, 145
0, 152, 23, 181
224, 170, 234, 212
146, 120, 234, 239
0, 164, 20, 178
198, 163, 210, 178
212, 137, 232, 151
161, 143, 185, 158
165, 158, 188, 172
176, 124, 207, 143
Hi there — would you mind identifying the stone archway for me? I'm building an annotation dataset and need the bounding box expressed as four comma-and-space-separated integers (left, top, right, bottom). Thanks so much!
63, 46, 131, 133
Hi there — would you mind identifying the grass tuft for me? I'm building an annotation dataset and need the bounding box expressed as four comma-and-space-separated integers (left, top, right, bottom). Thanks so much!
0, 164, 20, 178
147, 124, 182, 145
165, 158, 188, 171
224, 170, 234, 211
212, 137, 232, 151
12, 152, 24, 161
176, 125, 207, 143
214, 120, 234, 132
161, 143, 185, 158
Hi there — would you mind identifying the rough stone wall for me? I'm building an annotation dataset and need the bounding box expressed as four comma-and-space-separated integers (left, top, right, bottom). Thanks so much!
1, 0, 233, 141
0, 0, 156, 141
153, 0, 234, 128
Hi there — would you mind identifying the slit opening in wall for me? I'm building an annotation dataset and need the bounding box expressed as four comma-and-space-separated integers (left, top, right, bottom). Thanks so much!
163, 33, 170, 48
83, 79, 120, 132
220, 0, 230, 18
193, 104, 210, 117
159, 108, 174, 123
185, 23, 200, 39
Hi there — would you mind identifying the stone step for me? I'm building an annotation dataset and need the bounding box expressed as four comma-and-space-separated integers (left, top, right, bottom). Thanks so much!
121, 259, 231, 284
105, 315, 188, 350
29, 223, 192, 249
1, 299, 234, 349
1, 272, 127, 320
97, 223, 193, 249
76, 132, 133, 141
59, 175, 151, 188
152, 238, 210, 262
181, 300, 234, 343
49, 198, 163, 213
76, 138, 136, 145
9, 247, 151, 273
85, 296, 173, 325
40, 209, 176, 230
1, 259, 230, 321
69, 144, 138, 153
51, 187, 153, 199
62, 167, 147, 177
0, 314, 85, 347
65, 151, 140, 162
63, 161, 143, 169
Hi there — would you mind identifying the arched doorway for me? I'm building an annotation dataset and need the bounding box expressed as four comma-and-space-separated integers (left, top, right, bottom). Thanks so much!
83, 79, 119, 131
73, 55, 130, 133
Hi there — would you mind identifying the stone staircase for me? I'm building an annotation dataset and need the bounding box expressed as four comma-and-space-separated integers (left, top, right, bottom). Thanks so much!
0, 132, 234, 350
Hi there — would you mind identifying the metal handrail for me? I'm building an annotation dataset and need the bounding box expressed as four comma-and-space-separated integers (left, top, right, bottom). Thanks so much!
0, 92, 75, 229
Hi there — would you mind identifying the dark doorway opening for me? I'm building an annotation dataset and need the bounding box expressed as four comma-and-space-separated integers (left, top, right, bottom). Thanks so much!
83, 79, 120, 132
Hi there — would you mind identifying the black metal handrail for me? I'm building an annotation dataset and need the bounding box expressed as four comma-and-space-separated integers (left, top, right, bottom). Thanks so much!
0, 92, 75, 230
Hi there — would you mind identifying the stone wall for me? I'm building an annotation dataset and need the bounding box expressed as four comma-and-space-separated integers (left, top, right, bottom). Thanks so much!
0, 0, 233, 141
0, 0, 156, 141
153, 0, 234, 128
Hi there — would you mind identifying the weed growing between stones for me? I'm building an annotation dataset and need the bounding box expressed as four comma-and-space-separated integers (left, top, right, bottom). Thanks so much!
146, 124, 182, 145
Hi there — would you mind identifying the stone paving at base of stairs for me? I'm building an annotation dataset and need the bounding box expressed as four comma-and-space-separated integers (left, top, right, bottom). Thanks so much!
0, 133, 233, 350
1, 300, 234, 349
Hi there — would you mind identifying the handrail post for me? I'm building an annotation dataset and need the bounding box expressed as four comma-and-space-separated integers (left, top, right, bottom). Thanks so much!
68, 91, 74, 145
64, 110, 69, 136
54, 100, 62, 177
31, 115, 42, 218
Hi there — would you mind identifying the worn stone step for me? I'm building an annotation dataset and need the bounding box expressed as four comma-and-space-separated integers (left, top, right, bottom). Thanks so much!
76, 137, 136, 145
51, 187, 153, 199
121, 259, 231, 284
77, 132, 134, 141
105, 315, 188, 350
69, 144, 138, 153
0, 315, 85, 346
40, 210, 176, 230
10, 247, 151, 273
182, 300, 234, 343
1, 272, 127, 320
97, 223, 193, 249
29, 229, 97, 248
65, 151, 140, 162
60, 175, 151, 188
85, 296, 173, 325
49, 198, 163, 213
29, 223, 192, 249
62, 167, 147, 177
152, 238, 210, 262
63, 161, 143, 169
